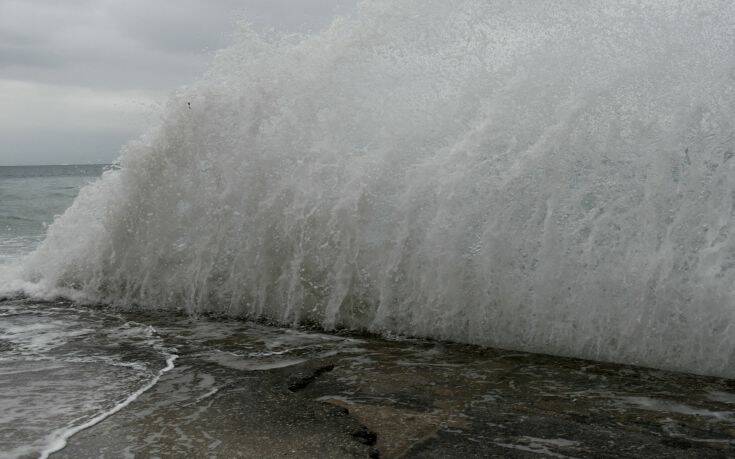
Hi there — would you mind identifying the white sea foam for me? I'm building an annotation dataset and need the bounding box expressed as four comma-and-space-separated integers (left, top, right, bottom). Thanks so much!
39, 352, 177, 459
617, 396, 735, 421
8, 0, 735, 377
0, 302, 174, 458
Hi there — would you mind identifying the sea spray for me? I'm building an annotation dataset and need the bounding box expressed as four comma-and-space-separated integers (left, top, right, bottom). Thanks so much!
11, 0, 735, 377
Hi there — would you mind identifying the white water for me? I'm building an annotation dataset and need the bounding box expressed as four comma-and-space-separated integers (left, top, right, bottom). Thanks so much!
0, 302, 173, 458
7, 0, 735, 377
39, 352, 177, 459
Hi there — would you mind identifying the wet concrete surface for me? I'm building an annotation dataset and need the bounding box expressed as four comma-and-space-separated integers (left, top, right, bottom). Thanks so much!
4, 300, 735, 458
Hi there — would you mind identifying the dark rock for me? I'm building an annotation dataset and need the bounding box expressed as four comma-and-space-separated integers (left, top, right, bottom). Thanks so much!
352, 426, 378, 446
661, 437, 693, 449
287, 364, 336, 392
0, 339, 12, 352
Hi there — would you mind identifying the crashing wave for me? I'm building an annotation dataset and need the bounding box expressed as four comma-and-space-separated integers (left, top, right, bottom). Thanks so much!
10, 0, 735, 377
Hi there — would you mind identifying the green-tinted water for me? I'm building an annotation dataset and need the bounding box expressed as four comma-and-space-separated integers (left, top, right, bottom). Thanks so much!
0, 165, 107, 263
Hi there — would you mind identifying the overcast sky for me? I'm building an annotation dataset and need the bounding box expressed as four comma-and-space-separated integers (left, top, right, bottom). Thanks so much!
0, 0, 354, 166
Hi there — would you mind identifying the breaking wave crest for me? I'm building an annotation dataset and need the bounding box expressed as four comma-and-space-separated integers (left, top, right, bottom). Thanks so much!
11, 0, 735, 377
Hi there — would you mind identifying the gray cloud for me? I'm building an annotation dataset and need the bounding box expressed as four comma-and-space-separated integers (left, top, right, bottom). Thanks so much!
108, 0, 246, 54
0, 0, 354, 165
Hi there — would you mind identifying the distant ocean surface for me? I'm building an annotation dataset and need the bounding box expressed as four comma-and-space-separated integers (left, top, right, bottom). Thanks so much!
0, 165, 107, 264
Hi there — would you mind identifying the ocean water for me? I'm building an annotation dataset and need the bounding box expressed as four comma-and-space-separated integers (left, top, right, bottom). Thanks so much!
0, 165, 106, 264
3, 0, 735, 381
0, 300, 175, 458
0, 166, 145, 457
